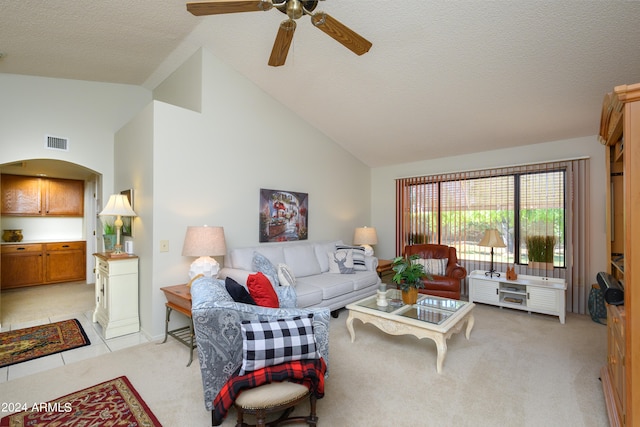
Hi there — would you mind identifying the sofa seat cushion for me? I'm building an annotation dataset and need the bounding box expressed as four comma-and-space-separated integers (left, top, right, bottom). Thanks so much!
298, 274, 354, 301
351, 271, 381, 291
421, 275, 460, 292
293, 282, 324, 308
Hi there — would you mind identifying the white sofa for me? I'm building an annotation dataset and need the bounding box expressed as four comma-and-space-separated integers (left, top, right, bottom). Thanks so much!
219, 240, 380, 312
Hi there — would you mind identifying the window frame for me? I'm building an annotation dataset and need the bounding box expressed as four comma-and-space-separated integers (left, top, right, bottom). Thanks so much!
398, 167, 567, 269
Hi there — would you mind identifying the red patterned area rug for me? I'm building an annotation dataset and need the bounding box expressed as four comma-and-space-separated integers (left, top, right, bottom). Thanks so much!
0, 319, 90, 368
0, 376, 162, 426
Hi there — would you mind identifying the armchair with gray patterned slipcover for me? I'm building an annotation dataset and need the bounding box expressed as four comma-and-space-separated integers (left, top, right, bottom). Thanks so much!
190, 277, 330, 425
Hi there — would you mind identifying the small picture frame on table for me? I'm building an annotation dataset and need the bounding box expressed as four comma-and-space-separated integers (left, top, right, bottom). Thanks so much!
120, 189, 134, 237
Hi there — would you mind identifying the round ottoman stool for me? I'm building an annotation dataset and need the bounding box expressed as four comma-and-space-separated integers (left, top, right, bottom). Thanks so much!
233, 381, 317, 427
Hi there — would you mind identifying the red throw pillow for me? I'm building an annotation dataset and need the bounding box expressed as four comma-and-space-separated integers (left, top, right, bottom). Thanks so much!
246, 272, 279, 308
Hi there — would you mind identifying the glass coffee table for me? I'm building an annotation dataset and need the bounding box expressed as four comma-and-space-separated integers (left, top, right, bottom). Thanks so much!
346, 289, 475, 373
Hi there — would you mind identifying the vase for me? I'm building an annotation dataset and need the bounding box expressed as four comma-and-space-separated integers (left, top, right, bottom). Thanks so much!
530, 261, 554, 270
401, 287, 419, 305
103, 234, 117, 251
2, 229, 23, 242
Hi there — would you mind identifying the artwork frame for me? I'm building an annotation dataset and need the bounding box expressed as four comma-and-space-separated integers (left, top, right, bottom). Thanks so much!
120, 189, 134, 237
259, 188, 308, 242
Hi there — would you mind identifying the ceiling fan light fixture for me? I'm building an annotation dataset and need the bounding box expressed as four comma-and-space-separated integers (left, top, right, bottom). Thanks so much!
186, 0, 371, 65
286, 0, 303, 20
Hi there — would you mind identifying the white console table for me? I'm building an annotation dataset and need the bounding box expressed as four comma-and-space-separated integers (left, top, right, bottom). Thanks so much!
92, 253, 139, 338
468, 270, 567, 323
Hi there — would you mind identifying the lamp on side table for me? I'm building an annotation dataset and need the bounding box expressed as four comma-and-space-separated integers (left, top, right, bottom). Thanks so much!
99, 194, 137, 256
181, 225, 227, 285
354, 226, 378, 256
478, 229, 506, 278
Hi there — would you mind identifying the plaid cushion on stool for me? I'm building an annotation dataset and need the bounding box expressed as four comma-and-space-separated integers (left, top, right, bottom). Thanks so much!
240, 314, 318, 375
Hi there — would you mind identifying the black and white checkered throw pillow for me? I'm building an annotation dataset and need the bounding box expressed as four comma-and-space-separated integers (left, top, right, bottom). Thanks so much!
240, 314, 318, 375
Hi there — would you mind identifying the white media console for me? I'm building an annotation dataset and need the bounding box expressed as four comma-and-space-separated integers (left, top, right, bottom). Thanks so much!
468, 270, 567, 323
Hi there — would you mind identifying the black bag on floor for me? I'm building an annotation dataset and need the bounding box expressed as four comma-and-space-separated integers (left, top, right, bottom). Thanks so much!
588, 284, 607, 325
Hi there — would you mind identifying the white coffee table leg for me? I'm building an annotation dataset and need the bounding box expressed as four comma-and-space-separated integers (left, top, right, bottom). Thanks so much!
433, 334, 447, 374
346, 311, 356, 343
465, 314, 475, 339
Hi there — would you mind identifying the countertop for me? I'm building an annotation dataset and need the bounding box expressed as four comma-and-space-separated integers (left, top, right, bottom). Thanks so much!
0, 239, 86, 245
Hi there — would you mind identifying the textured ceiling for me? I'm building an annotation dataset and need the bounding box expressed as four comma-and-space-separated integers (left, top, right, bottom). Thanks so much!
2, 1, 640, 168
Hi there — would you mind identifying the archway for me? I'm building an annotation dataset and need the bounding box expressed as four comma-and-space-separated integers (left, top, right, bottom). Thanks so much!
0, 159, 102, 327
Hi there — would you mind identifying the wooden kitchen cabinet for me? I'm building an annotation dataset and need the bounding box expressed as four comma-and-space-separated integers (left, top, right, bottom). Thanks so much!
44, 241, 86, 283
1, 174, 84, 216
42, 178, 84, 216
0, 174, 41, 215
1, 241, 86, 289
1, 244, 44, 288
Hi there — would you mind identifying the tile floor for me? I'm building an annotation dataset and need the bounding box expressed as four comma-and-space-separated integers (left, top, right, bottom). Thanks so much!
1, 287, 149, 383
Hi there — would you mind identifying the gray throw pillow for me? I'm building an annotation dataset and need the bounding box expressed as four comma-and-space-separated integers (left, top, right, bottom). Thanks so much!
252, 251, 279, 286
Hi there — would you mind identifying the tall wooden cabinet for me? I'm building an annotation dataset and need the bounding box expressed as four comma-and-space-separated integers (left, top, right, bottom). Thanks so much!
600, 83, 640, 427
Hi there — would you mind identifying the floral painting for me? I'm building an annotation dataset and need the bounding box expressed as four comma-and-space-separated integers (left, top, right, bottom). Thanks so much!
259, 189, 308, 242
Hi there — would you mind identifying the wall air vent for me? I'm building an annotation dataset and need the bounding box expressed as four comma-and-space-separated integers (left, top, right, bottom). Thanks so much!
45, 135, 69, 151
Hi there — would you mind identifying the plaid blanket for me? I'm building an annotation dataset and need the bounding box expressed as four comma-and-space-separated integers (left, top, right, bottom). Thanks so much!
212, 358, 326, 425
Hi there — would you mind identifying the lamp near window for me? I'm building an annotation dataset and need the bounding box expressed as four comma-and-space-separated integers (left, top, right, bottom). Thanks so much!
478, 229, 506, 278
353, 226, 378, 256
182, 226, 227, 284
99, 194, 137, 256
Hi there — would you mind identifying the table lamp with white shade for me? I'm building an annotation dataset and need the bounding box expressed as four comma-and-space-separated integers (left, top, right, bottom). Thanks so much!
182, 225, 227, 284
99, 194, 137, 256
478, 228, 506, 278
353, 226, 378, 256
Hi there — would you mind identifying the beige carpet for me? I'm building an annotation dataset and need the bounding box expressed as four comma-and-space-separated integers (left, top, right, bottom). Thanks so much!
0, 303, 608, 426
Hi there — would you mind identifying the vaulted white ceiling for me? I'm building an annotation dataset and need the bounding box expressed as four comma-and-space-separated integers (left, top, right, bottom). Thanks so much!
2, 1, 639, 167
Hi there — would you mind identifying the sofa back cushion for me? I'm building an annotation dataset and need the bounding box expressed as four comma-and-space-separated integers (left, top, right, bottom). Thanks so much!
314, 240, 343, 272
404, 244, 456, 265
229, 245, 285, 271
284, 244, 322, 278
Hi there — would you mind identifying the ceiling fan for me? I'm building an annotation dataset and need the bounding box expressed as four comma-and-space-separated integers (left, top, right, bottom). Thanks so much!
186, 0, 372, 66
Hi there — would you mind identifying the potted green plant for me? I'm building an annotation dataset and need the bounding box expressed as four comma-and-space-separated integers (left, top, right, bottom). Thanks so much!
526, 235, 556, 270
102, 219, 116, 252
392, 254, 431, 304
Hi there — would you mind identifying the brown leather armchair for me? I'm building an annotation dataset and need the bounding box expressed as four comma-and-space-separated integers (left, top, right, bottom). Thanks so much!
403, 244, 467, 300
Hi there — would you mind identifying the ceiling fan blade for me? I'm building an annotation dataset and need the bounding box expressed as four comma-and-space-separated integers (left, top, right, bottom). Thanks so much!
187, 0, 273, 16
311, 12, 372, 56
268, 20, 296, 67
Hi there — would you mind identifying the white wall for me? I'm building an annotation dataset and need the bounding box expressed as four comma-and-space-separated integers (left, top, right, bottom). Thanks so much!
2, 61, 608, 338
114, 102, 155, 339
371, 135, 607, 283
0, 73, 151, 325
116, 49, 372, 339
0, 74, 151, 195
0, 73, 152, 249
